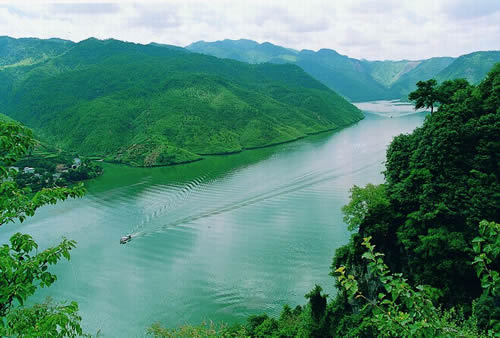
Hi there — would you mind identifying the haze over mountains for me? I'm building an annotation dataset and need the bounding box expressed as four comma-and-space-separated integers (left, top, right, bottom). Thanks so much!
187, 39, 500, 102
0, 36, 363, 166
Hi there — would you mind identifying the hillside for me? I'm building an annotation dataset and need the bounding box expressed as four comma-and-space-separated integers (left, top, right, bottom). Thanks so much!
0, 37, 363, 167
385, 57, 455, 98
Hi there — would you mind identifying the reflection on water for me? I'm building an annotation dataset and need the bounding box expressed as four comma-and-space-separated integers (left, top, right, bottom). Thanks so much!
0, 104, 427, 337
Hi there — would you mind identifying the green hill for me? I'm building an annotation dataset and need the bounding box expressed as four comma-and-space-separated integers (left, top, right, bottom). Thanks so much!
0, 37, 363, 167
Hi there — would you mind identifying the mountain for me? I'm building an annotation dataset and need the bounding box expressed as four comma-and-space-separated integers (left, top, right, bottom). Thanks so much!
187, 39, 500, 101
435, 51, 500, 84
0, 37, 363, 167
383, 57, 456, 98
0, 36, 73, 68
188, 40, 390, 102
188, 39, 298, 64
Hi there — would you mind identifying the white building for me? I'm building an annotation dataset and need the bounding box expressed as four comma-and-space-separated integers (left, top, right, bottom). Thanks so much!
23, 167, 35, 174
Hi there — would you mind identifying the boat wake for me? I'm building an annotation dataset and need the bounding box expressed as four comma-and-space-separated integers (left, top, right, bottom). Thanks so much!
123, 155, 383, 241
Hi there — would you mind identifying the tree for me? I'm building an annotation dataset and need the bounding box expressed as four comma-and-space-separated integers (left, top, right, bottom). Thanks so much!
436, 78, 471, 105
335, 228, 498, 337
408, 79, 439, 113
0, 121, 87, 336
342, 184, 389, 231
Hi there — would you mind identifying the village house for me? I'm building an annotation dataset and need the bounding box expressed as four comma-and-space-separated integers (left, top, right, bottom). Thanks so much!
23, 167, 35, 174
72, 157, 82, 169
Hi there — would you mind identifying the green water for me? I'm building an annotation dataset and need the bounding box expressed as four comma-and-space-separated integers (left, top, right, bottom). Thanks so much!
0, 102, 426, 337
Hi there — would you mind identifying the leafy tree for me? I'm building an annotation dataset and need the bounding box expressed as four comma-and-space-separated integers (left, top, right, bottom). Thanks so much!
342, 184, 389, 231
408, 79, 439, 113
147, 320, 247, 337
436, 78, 471, 104
335, 233, 495, 337
329, 63, 500, 336
0, 121, 86, 336
472, 220, 500, 332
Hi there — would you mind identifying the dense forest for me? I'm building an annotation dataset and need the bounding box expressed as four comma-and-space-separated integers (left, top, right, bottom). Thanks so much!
0, 37, 363, 167
148, 64, 500, 336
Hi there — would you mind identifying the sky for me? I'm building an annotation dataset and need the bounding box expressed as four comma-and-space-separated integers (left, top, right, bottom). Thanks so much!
1, 0, 499, 61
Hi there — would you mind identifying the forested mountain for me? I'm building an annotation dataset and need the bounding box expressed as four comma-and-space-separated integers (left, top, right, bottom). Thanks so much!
188, 40, 391, 101
379, 57, 455, 98
187, 39, 500, 101
0, 36, 73, 68
0, 37, 363, 167
435, 51, 500, 84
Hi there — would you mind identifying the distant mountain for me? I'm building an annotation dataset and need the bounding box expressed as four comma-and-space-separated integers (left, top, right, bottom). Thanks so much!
0, 37, 363, 167
188, 40, 390, 101
187, 39, 499, 101
383, 57, 456, 98
188, 39, 298, 64
435, 51, 500, 84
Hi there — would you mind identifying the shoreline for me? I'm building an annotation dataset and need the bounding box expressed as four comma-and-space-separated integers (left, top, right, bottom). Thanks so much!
102, 117, 364, 169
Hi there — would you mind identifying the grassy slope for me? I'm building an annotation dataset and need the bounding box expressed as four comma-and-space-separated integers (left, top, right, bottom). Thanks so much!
1, 38, 363, 167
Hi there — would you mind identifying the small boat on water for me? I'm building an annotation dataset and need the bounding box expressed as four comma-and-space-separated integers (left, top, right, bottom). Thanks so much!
120, 235, 132, 244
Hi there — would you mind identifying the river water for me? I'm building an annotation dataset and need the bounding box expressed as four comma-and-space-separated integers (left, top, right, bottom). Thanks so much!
0, 101, 426, 337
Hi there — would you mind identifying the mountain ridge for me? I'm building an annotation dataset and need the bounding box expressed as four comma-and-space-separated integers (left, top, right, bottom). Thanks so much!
186, 38, 500, 101
0, 37, 363, 167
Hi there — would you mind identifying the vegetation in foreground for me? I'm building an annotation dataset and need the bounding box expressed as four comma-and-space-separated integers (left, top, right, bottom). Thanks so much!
149, 64, 500, 336
0, 121, 88, 336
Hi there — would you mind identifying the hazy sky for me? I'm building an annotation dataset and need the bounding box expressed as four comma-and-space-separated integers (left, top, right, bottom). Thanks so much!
1, 0, 499, 60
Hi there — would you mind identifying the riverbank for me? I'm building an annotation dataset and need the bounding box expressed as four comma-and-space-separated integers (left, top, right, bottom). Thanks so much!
102, 117, 366, 168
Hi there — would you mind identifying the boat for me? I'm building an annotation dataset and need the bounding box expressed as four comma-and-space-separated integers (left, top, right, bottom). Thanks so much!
120, 235, 132, 244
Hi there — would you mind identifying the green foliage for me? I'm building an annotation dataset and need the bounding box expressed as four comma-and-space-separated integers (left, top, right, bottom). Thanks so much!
379, 64, 500, 306
472, 221, 500, 333
342, 184, 389, 231
0, 37, 363, 167
329, 63, 500, 337
147, 320, 247, 337
0, 233, 76, 316
408, 78, 439, 112
2, 298, 85, 337
472, 221, 500, 297
0, 120, 87, 336
336, 236, 487, 337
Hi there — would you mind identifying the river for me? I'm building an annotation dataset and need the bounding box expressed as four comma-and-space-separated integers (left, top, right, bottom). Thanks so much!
0, 101, 426, 337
